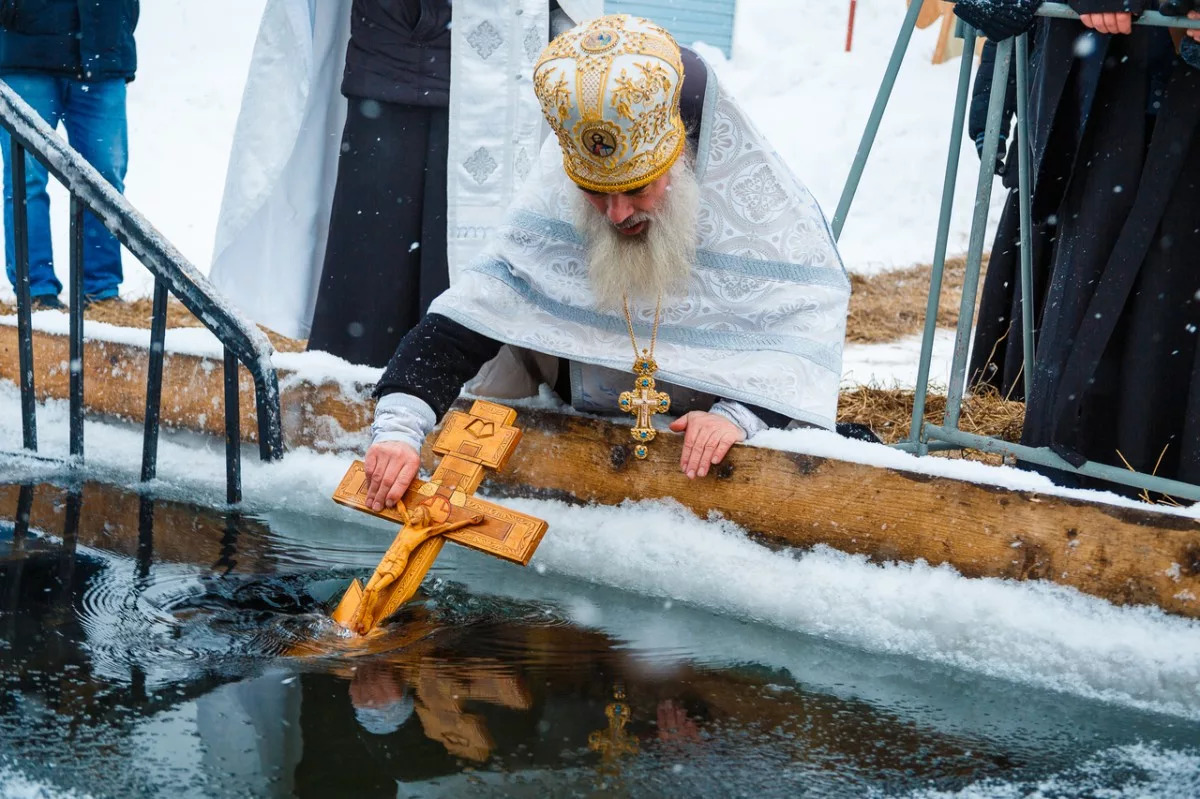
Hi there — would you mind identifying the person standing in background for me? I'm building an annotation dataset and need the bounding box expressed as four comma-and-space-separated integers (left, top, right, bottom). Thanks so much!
954, 0, 1200, 489
0, 0, 139, 310
210, 0, 602, 367
304, 0, 456, 367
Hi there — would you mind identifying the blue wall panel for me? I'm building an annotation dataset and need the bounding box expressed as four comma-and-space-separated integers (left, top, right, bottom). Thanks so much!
606, 0, 737, 56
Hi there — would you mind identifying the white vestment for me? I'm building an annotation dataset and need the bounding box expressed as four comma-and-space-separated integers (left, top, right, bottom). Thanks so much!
208, 0, 603, 340
431, 58, 852, 429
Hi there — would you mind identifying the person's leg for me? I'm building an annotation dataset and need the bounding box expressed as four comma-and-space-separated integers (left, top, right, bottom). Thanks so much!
0, 75, 65, 299
307, 98, 431, 367
60, 78, 128, 300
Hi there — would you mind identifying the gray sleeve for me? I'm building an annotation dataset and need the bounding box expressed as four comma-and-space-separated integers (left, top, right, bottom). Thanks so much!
708, 399, 769, 439
370, 393, 437, 452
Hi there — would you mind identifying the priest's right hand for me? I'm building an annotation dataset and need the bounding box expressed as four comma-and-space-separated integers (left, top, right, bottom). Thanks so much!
364, 441, 421, 512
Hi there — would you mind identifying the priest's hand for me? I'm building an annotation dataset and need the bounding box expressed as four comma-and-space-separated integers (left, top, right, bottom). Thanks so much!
1078, 12, 1132, 35
669, 411, 745, 479
364, 441, 421, 512
1189, 11, 1200, 43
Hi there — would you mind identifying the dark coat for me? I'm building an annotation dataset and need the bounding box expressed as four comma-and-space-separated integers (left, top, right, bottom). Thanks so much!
0, 0, 138, 81
964, 0, 1200, 486
342, 0, 453, 107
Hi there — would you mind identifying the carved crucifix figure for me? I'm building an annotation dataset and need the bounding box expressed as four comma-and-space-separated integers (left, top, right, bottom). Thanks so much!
330, 401, 548, 635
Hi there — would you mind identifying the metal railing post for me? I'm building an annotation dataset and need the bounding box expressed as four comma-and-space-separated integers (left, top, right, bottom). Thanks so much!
254, 374, 284, 462
224, 347, 242, 505
139, 278, 168, 482
944, 36, 1014, 429
832, 0, 926, 241
907, 21, 978, 454
0, 80, 286, 479
1014, 33, 1036, 389
69, 195, 85, 458
12, 138, 35, 451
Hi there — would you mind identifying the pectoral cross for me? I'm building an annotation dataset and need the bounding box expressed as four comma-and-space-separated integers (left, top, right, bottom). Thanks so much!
329, 400, 548, 634
589, 685, 639, 771
618, 357, 670, 460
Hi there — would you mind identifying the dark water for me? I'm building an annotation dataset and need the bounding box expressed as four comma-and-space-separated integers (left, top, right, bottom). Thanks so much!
1, 478, 1199, 799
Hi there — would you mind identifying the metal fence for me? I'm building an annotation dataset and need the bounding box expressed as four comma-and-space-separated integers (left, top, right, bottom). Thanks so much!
835, 1, 1200, 501
1, 80, 283, 504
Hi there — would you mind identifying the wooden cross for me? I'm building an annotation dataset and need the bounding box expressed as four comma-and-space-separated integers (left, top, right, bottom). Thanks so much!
329, 400, 548, 634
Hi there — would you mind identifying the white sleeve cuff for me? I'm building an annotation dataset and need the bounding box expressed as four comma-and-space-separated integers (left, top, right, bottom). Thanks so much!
708, 400, 769, 439
371, 393, 437, 452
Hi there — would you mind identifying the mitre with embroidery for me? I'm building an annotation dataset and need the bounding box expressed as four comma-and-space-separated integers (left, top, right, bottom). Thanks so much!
533, 14, 686, 193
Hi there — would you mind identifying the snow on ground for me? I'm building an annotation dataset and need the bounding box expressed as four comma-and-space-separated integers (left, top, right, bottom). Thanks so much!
0, 0, 1003, 304
842, 328, 957, 389
3, 384, 1199, 723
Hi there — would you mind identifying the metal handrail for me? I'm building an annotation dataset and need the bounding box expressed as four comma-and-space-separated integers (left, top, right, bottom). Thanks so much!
1, 79, 283, 503
838, 3, 1200, 501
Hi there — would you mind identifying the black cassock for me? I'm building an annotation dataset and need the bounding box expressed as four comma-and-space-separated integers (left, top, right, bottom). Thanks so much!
966, 3, 1200, 487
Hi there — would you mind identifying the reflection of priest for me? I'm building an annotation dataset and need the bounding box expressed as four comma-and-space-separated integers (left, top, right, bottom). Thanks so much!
208, 0, 602, 365
364, 14, 851, 509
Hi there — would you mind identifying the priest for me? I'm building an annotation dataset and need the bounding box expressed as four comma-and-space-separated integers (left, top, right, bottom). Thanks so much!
364, 14, 851, 510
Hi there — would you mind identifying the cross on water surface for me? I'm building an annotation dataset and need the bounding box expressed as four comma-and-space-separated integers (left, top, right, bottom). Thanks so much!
329, 400, 547, 634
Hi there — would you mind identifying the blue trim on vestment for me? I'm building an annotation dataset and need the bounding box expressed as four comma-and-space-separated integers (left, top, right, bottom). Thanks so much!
460, 257, 841, 374
506, 210, 850, 290
430, 301, 837, 431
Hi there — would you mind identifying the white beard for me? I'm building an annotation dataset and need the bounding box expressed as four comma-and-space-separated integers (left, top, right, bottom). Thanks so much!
573, 158, 701, 311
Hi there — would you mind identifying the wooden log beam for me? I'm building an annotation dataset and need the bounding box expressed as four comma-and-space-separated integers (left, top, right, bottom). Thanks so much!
5, 324, 1199, 618
0, 324, 372, 451
442, 405, 1200, 619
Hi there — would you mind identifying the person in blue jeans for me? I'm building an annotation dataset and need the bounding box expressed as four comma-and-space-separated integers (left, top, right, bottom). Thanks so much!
0, 0, 138, 310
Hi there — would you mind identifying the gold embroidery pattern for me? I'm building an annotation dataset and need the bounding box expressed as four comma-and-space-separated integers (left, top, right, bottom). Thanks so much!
533, 14, 686, 193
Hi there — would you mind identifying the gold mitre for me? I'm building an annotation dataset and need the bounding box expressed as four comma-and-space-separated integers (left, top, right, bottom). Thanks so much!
534, 14, 686, 193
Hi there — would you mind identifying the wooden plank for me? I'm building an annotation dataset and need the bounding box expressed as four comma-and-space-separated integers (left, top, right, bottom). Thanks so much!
611, 0, 736, 15
432, 404, 1200, 619
0, 325, 373, 452
914, 0, 950, 30
606, 0, 736, 53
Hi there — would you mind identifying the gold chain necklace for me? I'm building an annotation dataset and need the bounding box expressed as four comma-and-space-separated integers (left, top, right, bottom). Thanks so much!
619, 296, 671, 459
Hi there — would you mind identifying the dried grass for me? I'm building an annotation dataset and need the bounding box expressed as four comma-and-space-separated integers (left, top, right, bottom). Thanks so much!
838, 383, 1025, 464
846, 255, 989, 344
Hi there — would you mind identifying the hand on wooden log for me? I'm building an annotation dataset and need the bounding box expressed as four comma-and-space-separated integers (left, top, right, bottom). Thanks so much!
364, 440, 421, 512
668, 411, 745, 479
